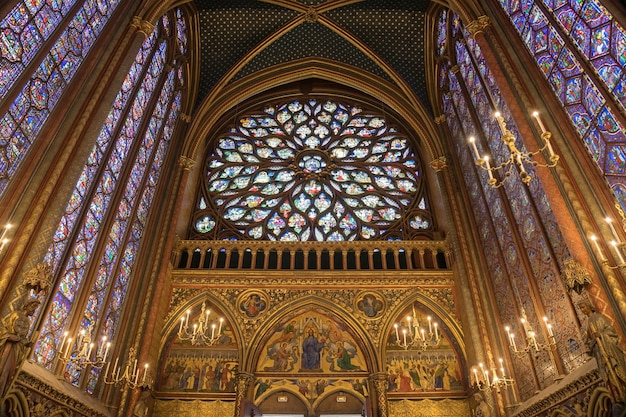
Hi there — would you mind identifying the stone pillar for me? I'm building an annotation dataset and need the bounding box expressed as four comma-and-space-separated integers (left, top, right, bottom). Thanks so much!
369, 372, 389, 417
234, 371, 256, 417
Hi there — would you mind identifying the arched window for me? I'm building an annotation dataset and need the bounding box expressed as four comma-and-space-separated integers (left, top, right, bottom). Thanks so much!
32, 8, 188, 393
498, 0, 626, 210
192, 99, 433, 241
0, 0, 122, 195
435, 10, 579, 399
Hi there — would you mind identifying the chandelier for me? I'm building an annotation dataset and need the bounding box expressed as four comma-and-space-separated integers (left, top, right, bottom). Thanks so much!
393, 314, 442, 350
472, 359, 515, 393
103, 347, 151, 389
177, 301, 224, 346
57, 325, 110, 370
469, 111, 558, 188
504, 315, 556, 357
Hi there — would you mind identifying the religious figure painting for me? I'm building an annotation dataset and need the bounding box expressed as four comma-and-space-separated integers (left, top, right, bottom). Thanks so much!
256, 308, 366, 374
158, 350, 239, 393
355, 292, 385, 319
238, 291, 268, 319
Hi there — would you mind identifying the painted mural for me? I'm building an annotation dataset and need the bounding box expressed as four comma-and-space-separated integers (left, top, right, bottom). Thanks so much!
256, 308, 366, 374
157, 302, 238, 393
385, 306, 464, 393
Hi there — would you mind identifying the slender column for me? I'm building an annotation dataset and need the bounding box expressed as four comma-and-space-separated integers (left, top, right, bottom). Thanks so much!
369, 372, 389, 417
303, 250, 309, 270
368, 251, 374, 269
250, 250, 257, 269
234, 371, 256, 417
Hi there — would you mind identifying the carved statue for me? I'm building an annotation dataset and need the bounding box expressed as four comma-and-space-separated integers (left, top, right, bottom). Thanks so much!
472, 393, 491, 417
0, 297, 40, 399
578, 300, 626, 406
133, 389, 151, 416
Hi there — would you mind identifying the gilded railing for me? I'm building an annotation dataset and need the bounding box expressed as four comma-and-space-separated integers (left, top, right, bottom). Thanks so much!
173, 240, 452, 271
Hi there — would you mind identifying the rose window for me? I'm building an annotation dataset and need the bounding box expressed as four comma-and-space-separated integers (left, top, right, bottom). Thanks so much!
194, 99, 432, 241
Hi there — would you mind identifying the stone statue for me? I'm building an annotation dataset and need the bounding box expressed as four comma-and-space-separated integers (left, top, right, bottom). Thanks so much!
0, 297, 40, 399
133, 389, 151, 416
472, 392, 491, 417
578, 300, 626, 406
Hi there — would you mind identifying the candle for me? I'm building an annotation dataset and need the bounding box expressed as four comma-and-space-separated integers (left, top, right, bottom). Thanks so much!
211, 323, 216, 339
421, 328, 426, 341
484, 369, 490, 387
591, 235, 606, 260
530, 331, 539, 350
186, 309, 190, 327
510, 334, 517, 352
104, 359, 111, 379
142, 364, 148, 383
179, 317, 184, 333
474, 368, 480, 385
469, 137, 481, 160
606, 217, 621, 243
218, 317, 223, 335
494, 111, 506, 135
60, 331, 68, 353
428, 316, 432, 333
65, 337, 72, 356
407, 316, 412, 335
434, 322, 439, 339
532, 111, 547, 134
394, 324, 400, 342
499, 358, 505, 378
134, 366, 139, 384
133, 359, 137, 378
484, 156, 494, 181
403, 329, 407, 346
611, 241, 625, 264
104, 342, 111, 361
543, 316, 554, 337
87, 343, 94, 360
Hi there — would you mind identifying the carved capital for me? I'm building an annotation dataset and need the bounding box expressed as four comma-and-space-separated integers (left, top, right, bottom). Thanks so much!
466, 16, 491, 37
179, 156, 195, 171
369, 372, 389, 417
450, 65, 459, 74
21, 263, 52, 297
434, 115, 447, 125
131, 16, 155, 37
430, 156, 448, 172
180, 113, 192, 123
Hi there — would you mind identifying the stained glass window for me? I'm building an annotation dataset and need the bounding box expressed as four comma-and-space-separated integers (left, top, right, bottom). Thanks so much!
435, 10, 577, 399
33, 10, 187, 391
0, 0, 121, 197
498, 0, 626, 210
193, 99, 432, 241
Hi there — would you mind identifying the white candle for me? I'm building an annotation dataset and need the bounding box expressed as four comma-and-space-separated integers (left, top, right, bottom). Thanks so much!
60, 331, 68, 353
179, 317, 184, 333
434, 322, 439, 339
484, 156, 494, 181
532, 111, 547, 134
474, 368, 480, 385
606, 217, 621, 243
407, 316, 412, 335
510, 334, 517, 352
133, 359, 137, 378
186, 309, 190, 327
142, 364, 148, 383
530, 331, 539, 350
403, 329, 407, 346
104, 342, 111, 361
469, 137, 481, 160
499, 358, 505, 378
543, 317, 554, 337
112, 357, 119, 379
394, 324, 400, 342
104, 359, 111, 379
611, 241, 625, 264
65, 337, 72, 356
494, 111, 506, 135
591, 235, 606, 260
421, 328, 426, 341
87, 343, 94, 360
211, 323, 216, 339
218, 317, 223, 335
428, 316, 432, 333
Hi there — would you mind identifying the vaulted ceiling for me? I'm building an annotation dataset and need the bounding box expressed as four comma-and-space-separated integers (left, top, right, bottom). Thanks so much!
193, 0, 433, 112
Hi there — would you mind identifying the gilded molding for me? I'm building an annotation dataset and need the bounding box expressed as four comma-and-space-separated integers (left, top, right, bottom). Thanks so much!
562, 258, 593, 294
466, 16, 491, 37
153, 398, 234, 416
131, 16, 155, 37
389, 398, 472, 417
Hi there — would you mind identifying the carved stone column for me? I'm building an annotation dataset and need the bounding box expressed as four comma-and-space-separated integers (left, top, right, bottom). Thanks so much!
369, 372, 389, 417
234, 371, 256, 417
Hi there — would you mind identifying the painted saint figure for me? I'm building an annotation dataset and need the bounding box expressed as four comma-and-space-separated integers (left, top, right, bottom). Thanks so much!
301, 330, 325, 370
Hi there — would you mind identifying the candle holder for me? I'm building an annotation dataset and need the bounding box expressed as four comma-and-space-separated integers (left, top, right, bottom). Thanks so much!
468, 111, 558, 189
472, 360, 515, 393
177, 301, 224, 346
103, 347, 152, 390
505, 316, 556, 358
57, 324, 110, 370
590, 217, 626, 270
393, 314, 442, 350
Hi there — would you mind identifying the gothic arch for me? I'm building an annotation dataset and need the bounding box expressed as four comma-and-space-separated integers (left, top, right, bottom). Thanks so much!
587, 387, 615, 417
2, 391, 29, 417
